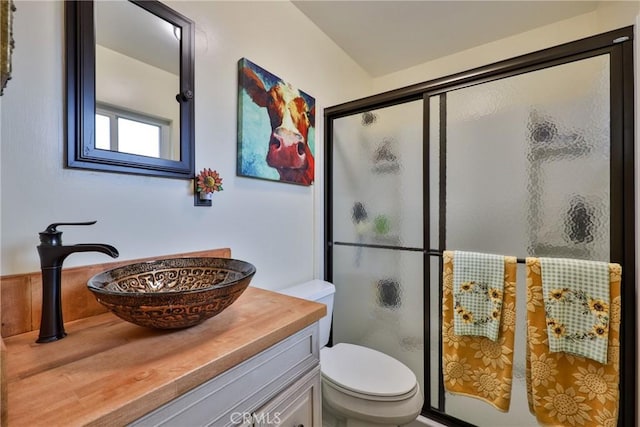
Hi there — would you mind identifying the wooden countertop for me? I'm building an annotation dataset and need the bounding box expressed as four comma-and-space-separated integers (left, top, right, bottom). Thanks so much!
4, 287, 325, 427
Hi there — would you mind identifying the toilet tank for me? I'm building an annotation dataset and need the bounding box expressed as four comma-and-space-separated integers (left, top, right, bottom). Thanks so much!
277, 280, 335, 348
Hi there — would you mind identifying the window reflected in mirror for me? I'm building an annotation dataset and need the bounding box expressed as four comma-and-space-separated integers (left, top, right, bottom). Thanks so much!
95, 103, 172, 158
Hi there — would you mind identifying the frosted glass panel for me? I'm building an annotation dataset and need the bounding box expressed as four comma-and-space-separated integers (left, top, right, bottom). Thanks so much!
445, 55, 609, 260
332, 101, 423, 248
332, 245, 424, 395
442, 55, 609, 425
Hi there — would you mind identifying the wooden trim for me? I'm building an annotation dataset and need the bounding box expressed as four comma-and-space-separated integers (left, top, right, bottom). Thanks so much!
1, 248, 231, 338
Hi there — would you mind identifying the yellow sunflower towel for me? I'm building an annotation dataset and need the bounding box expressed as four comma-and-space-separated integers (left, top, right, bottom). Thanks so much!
526, 258, 621, 427
442, 251, 517, 412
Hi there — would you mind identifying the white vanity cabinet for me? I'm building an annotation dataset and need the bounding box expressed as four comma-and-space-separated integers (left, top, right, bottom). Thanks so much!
130, 323, 321, 427
253, 366, 321, 427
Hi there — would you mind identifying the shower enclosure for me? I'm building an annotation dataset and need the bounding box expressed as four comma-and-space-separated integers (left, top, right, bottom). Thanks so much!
325, 27, 634, 426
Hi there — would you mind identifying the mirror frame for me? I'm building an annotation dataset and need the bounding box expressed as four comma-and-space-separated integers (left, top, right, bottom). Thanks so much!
65, 0, 195, 179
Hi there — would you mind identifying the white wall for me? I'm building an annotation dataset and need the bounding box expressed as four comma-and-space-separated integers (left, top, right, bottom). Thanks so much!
0, 1, 371, 291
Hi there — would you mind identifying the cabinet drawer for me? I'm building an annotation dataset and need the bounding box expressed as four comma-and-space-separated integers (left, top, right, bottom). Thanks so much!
254, 366, 321, 427
131, 323, 319, 427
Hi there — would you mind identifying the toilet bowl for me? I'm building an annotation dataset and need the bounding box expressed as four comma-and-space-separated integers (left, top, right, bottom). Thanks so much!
278, 280, 423, 426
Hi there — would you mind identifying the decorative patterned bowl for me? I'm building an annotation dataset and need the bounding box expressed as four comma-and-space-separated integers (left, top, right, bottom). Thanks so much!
87, 257, 256, 329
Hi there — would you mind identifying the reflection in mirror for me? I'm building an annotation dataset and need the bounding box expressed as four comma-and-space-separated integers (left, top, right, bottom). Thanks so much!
95, 0, 179, 160
66, 0, 195, 179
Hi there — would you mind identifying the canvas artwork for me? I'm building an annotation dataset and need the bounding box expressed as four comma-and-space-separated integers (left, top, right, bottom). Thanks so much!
237, 58, 315, 185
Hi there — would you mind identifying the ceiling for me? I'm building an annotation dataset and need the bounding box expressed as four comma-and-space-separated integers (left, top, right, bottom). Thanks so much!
292, 1, 600, 77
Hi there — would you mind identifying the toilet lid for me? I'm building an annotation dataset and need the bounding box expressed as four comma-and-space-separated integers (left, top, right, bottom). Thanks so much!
320, 343, 417, 397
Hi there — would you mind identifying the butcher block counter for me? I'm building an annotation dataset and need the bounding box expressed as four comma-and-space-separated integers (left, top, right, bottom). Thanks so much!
4, 286, 326, 426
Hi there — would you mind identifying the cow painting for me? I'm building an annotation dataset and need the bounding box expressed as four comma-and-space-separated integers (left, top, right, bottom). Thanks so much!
237, 58, 315, 185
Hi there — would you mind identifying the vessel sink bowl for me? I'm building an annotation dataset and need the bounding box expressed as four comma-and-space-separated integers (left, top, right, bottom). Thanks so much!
87, 257, 256, 329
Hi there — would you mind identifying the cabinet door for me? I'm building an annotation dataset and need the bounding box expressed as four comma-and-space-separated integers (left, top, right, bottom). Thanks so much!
254, 366, 321, 427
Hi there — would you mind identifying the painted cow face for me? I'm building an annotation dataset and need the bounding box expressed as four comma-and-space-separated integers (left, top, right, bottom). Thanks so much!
240, 66, 315, 185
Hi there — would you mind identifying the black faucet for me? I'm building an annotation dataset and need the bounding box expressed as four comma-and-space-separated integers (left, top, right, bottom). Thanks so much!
36, 221, 119, 343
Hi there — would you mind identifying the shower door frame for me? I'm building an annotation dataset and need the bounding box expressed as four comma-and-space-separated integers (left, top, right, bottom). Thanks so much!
324, 26, 635, 427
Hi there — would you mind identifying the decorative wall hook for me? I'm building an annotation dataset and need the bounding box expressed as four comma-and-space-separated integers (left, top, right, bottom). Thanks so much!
194, 168, 223, 207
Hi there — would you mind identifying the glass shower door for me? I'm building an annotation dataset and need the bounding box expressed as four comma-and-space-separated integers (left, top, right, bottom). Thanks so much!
327, 27, 633, 427
330, 100, 425, 395
430, 54, 611, 426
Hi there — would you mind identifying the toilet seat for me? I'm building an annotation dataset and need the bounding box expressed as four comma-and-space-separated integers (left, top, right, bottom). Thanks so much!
322, 375, 418, 402
320, 343, 418, 400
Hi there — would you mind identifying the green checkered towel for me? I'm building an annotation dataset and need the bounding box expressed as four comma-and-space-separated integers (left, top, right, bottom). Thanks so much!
453, 251, 505, 341
540, 257, 610, 364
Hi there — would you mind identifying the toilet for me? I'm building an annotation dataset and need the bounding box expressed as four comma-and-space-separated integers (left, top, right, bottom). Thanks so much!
278, 280, 423, 427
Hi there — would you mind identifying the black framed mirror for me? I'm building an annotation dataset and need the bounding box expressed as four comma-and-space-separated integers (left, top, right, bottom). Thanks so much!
65, 0, 195, 179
